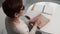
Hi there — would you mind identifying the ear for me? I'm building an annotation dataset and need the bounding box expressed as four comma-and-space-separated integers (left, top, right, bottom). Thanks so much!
14, 13, 19, 18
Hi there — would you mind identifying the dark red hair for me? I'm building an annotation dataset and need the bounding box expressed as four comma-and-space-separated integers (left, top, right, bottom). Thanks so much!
2, 0, 24, 18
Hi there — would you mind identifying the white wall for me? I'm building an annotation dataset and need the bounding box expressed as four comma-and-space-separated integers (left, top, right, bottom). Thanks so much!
0, 7, 7, 34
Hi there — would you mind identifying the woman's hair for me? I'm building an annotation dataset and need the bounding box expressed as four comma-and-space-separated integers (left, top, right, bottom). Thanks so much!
2, 0, 24, 18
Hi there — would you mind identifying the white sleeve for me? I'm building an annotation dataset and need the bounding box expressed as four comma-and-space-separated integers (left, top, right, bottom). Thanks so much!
14, 23, 37, 34
14, 19, 29, 34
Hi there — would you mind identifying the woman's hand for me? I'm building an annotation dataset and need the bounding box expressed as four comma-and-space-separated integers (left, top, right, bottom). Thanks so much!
29, 14, 41, 24
35, 14, 49, 28
29, 14, 49, 28
26, 14, 49, 29
34, 19, 41, 27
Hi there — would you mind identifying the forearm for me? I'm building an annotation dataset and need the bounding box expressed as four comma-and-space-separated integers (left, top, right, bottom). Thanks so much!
29, 25, 37, 34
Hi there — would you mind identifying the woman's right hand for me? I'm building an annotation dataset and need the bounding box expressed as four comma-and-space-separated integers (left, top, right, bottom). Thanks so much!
34, 19, 41, 27
29, 14, 41, 24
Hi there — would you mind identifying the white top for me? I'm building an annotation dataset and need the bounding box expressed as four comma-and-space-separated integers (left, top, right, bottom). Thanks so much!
14, 19, 29, 34
5, 17, 37, 34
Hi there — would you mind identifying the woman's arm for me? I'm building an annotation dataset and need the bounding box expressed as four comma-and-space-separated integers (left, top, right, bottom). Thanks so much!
29, 24, 37, 34
29, 19, 41, 34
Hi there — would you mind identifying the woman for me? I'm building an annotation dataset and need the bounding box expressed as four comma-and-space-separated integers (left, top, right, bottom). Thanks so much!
2, 0, 40, 34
